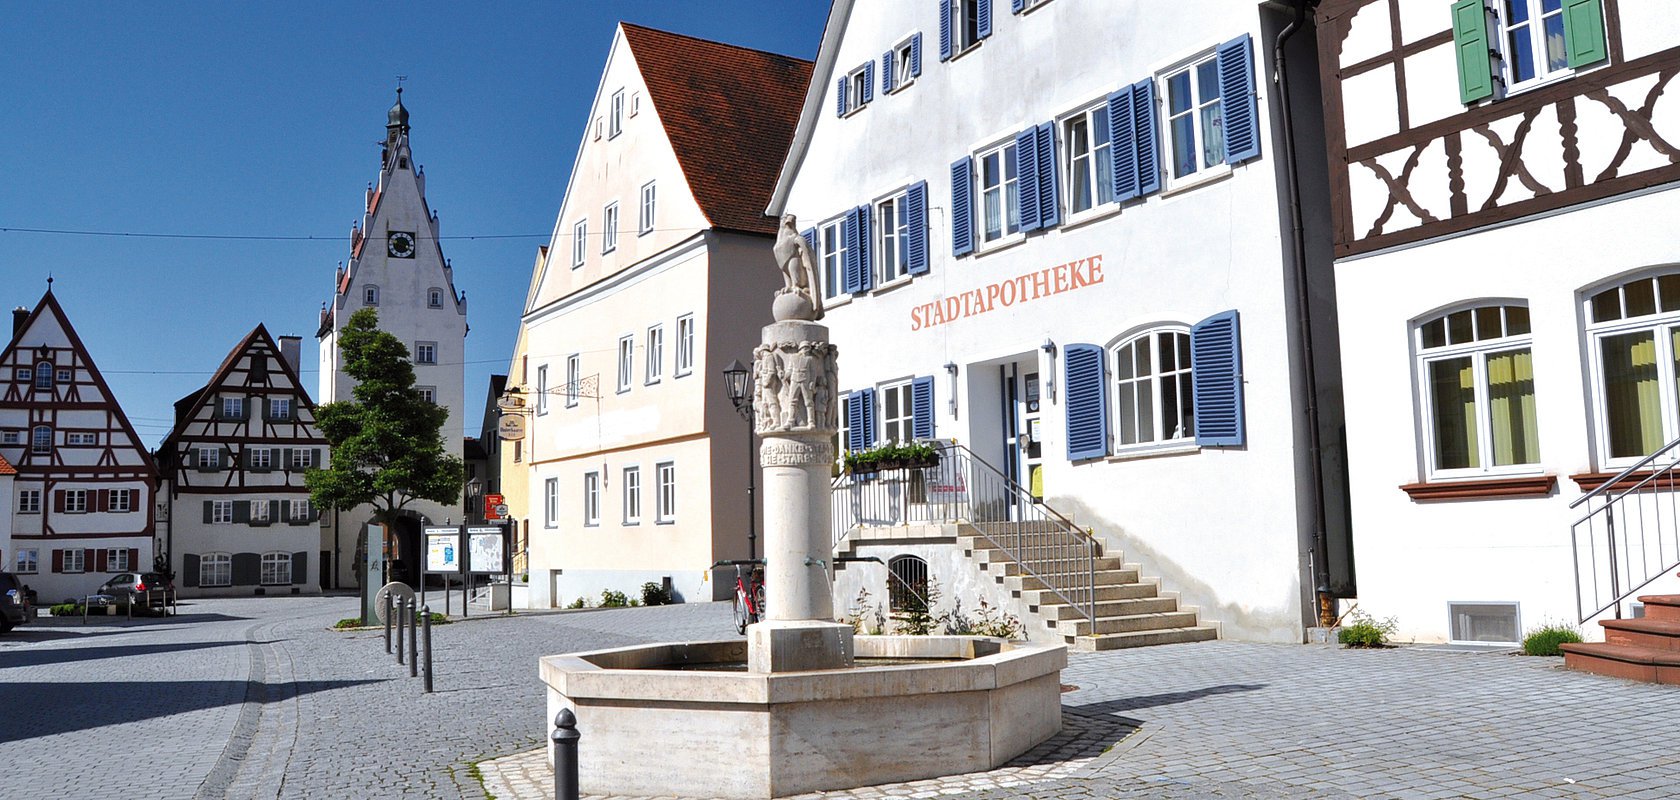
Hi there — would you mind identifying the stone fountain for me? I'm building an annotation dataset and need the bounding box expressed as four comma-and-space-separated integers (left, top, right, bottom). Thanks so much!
539, 215, 1066, 799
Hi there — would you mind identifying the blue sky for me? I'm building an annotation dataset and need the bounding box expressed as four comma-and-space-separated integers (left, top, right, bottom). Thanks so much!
0, 2, 827, 445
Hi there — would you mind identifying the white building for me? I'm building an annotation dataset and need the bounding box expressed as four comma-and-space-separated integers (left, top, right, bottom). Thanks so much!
769, 0, 1348, 643
516, 23, 811, 607
159, 326, 326, 596
1316, 0, 1680, 643
0, 290, 158, 603
317, 91, 468, 589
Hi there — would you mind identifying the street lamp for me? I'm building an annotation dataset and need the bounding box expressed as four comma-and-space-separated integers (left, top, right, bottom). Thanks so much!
722, 359, 756, 561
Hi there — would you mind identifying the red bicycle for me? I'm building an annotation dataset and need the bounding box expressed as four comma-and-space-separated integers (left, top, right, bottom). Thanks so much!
715, 559, 766, 634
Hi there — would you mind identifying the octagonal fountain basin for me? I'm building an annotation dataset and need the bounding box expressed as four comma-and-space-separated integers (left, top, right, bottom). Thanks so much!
540, 635, 1067, 799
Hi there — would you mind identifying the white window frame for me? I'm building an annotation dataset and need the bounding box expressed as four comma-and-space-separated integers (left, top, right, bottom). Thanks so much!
675, 315, 695, 377
13, 367, 30, 383
1585, 275, 1680, 468
64, 489, 88, 514
617, 335, 634, 393
212, 500, 234, 524
843, 65, 870, 115
819, 218, 847, 303
875, 190, 912, 287
0, 430, 17, 444
414, 342, 437, 365
603, 202, 619, 253
537, 365, 550, 415
630, 91, 641, 116
838, 393, 853, 457
572, 219, 588, 268
18, 489, 41, 514
269, 397, 292, 419
63, 548, 86, 573
1414, 303, 1540, 480
364, 285, 379, 306
110, 489, 133, 513
290, 447, 314, 468
417, 386, 437, 404
623, 466, 641, 525
198, 447, 221, 469
222, 397, 245, 418
55, 368, 69, 383
891, 37, 916, 91
1495, 0, 1579, 93
645, 325, 664, 385
655, 461, 676, 523
974, 138, 1022, 247
251, 499, 272, 524
583, 471, 601, 527
290, 499, 313, 521
609, 89, 625, 138
1158, 49, 1230, 190
34, 363, 53, 390
1063, 101, 1117, 220
1110, 327, 1196, 454
639, 181, 656, 235
201, 554, 232, 587
566, 354, 581, 407
544, 477, 559, 528
949, 0, 985, 55
878, 380, 915, 444
260, 552, 291, 586
428, 288, 444, 308
31, 425, 50, 455
108, 548, 130, 572
66, 432, 97, 445
16, 548, 38, 574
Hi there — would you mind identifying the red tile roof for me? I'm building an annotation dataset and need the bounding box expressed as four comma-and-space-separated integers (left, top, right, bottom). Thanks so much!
622, 23, 813, 236
0, 453, 14, 476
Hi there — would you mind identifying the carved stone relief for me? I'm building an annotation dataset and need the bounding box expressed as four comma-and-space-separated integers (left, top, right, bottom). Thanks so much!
752, 339, 838, 435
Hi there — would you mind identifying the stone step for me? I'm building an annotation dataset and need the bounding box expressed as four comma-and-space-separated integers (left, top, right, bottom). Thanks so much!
978, 550, 1128, 572
1019, 583, 1160, 606
1637, 594, 1680, 622
1003, 568, 1140, 591
1035, 596, 1179, 620
1602, 618, 1680, 651
996, 559, 1139, 578
1561, 642, 1680, 684
1073, 625, 1220, 651
1057, 610, 1201, 637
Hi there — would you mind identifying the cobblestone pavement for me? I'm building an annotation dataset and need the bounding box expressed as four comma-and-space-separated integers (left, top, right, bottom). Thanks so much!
8, 599, 1680, 799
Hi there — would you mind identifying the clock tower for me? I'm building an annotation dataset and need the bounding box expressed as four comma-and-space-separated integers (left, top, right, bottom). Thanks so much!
316, 89, 467, 590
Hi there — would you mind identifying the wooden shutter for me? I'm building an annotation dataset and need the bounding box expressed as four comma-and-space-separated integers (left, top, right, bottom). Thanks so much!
976, 0, 993, 39
93, 549, 106, 573
182, 554, 200, 588
279, 499, 291, 523
95, 489, 107, 513
911, 33, 923, 77
1064, 344, 1110, 461
911, 376, 936, 440
939, 0, 953, 61
1108, 87, 1138, 202
128, 549, 139, 572
906, 181, 930, 275
801, 227, 817, 254
1563, 0, 1608, 68
843, 207, 862, 293
270, 500, 281, 524
862, 61, 875, 104
836, 76, 848, 117
292, 552, 308, 585
281, 449, 293, 470
1218, 34, 1261, 164
1191, 310, 1246, 447
1452, 0, 1495, 104
882, 51, 894, 94
847, 391, 868, 452
1012, 0, 1026, 11
951, 157, 975, 257
1034, 122, 1061, 228
854, 205, 874, 293
232, 553, 260, 586
860, 389, 878, 446
234, 501, 251, 524
52, 549, 63, 573
54, 490, 65, 513
1015, 128, 1042, 232
311, 448, 321, 467
1132, 78, 1162, 196
203, 501, 213, 524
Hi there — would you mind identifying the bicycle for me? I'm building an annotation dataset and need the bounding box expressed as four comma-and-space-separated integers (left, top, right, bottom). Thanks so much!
713, 559, 766, 634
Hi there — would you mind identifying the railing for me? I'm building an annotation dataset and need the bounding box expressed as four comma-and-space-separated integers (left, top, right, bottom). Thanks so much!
831, 441, 1098, 624
1570, 437, 1680, 624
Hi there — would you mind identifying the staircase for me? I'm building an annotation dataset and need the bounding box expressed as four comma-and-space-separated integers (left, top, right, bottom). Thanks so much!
1562, 587, 1680, 684
963, 522, 1217, 651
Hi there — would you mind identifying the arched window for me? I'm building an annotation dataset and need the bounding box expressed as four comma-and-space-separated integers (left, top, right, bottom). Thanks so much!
1414, 303, 1537, 477
200, 553, 232, 588
363, 285, 379, 306
34, 362, 52, 390
887, 555, 929, 612
30, 425, 51, 455
1111, 327, 1193, 449
260, 552, 292, 586
1586, 274, 1680, 464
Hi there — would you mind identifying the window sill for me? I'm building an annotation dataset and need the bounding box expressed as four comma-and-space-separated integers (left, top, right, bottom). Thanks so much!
674, 370, 693, 379
889, 80, 915, 95
1060, 203, 1123, 233
1106, 442, 1200, 462
1399, 474, 1556, 501
1569, 470, 1680, 494
644, 378, 661, 387
1160, 165, 1233, 198
656, 519, 675, 526
842, 105, 867, 118
872, 276, 914, 296
949, 42, 982, 62
974, 233, 1027, 257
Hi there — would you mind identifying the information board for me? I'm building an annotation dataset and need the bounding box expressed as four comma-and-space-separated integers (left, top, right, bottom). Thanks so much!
467, 526, 506, 574
425, 527, 461, 573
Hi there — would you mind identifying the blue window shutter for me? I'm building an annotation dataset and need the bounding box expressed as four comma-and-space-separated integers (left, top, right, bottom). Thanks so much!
911, 376, 935, 439
846, 391, 867, 451
863, 62, 875, 104
1132, 78, 1161, 196
855, 204, 875, 293
951, 157, 974, 257
1191, 310, 1245, 447
906, 181, 929, 275
1015, 128, 1041, 232
1063, 344, 1109, 461
861, 389, 878, 445
843, 207, 862, 293
836, 76, 848, 117
977, 0, 993, 39
1035, 122, 1060, 228
801, 227, 816, 252
1108, 87, 1138, 202
911, 33, 923, 76
882, 51, 894, 93
1012, 0, 1026, 12
939, 0, 953, 61
1218, 34, 1261, 164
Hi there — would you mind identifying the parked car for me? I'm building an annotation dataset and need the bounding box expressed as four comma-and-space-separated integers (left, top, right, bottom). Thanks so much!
96, 571, 173, 610
0, 571, 35, 633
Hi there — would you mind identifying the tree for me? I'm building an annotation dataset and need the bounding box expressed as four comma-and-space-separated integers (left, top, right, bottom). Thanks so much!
308, 309, 463, 613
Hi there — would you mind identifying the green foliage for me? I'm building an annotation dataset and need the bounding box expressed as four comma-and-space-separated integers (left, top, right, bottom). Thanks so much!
1523, 623, 1583, 656
894, 578, 943, 635
50, 603, 82, 616
333, 617, 363, 629
566, 596, 587, 609
846, 587, 886, 635
599, 589, 629, 608
416, 610, 450, 625
640, 582, 673, 606
946, 597, 1024, 640
844, 440, 940, 474
1338, 611, 1398, 648
307, 308, 465, 526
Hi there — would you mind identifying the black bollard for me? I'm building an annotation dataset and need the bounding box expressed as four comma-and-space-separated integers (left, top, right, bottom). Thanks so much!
408, 598, 419, 678
383, 591, 393, 653
552, 709, 580, 800
422, 604, 434, 693
396, 597, 407, 665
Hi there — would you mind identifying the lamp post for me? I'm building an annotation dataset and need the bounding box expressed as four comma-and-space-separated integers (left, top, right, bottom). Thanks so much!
722, 359, 757, 561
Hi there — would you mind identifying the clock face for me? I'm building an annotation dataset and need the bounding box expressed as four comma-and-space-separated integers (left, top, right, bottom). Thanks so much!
388, 231, 416, 259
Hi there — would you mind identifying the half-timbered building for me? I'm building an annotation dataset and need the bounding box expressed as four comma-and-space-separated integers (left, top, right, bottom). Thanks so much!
158, 326, 325, 596
0, 290, 157, 603
1315, 0, 1680, 643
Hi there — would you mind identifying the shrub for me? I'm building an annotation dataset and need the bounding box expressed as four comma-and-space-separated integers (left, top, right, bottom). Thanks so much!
947, 598, 1024, 640
566, 597, 587, 610
1338, 611, 1398, 648
1523, 623, 1583, 656
640, 582, 673, 607
894, 579, 944, 636
50, 603, 82, 617
333, 617, 363, 629
417, 611, 450, 625
846, 587, 886, 635
600, 589, 629, 608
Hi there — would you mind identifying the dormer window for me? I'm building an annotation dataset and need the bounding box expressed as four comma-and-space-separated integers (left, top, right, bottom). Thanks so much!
364, 285, 379, 306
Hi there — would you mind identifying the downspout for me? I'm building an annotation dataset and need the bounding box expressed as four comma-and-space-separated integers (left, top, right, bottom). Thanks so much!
1274, 0, 1334, 628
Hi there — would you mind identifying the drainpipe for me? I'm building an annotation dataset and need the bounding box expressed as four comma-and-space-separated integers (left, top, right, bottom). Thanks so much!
1274, 0, 1334, 628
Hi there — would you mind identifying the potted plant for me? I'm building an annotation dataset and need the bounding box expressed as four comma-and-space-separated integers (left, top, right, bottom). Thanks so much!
844, 440, 941, 475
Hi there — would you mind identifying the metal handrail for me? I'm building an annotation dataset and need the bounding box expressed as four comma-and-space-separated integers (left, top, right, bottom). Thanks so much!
1569, 436, 1680, 509
1570, 437, 1680, 623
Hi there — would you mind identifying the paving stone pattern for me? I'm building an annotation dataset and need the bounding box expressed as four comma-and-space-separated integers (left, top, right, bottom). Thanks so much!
7, 599, 1680, 799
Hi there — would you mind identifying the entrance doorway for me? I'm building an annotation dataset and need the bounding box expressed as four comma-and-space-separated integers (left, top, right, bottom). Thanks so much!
993, 358, 1044, 520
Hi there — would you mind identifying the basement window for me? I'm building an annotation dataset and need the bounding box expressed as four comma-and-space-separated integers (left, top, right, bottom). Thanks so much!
1448, 601, 1520, 645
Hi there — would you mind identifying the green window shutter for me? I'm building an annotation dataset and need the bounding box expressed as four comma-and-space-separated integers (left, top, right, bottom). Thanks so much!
202, 501, 213, 524
1452, 0, 1495, 104
1563, 0, 1608, 68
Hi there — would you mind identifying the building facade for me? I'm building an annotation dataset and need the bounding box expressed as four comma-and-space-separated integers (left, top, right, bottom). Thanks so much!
770, 0, 1348, 642
1, 291, 157, 603
158, 326, 326, 597
516, 23, 810, 607
1316, 0, 1680, 642
317, 92, 468, 589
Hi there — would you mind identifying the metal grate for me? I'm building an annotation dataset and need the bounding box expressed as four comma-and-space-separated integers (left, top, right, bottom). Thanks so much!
887, 555, 929, 612
1448, 602, 1520, 644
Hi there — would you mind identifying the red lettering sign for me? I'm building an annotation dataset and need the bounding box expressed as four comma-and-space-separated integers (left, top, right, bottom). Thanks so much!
911, 255, 1104, 331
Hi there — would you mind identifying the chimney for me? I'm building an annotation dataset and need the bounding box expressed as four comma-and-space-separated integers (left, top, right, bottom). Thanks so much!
278, 336, 302, 375
12, 307, 27, 338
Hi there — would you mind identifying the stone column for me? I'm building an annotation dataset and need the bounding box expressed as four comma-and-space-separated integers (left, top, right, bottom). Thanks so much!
746, 316, 854, 673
